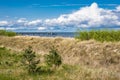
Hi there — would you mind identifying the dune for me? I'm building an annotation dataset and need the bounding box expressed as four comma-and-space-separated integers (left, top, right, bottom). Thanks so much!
0, 36, 120, 65
0, 36, 120, 79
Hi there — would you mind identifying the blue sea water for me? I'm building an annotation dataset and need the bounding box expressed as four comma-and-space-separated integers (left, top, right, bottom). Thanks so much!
16, 32, 76, 37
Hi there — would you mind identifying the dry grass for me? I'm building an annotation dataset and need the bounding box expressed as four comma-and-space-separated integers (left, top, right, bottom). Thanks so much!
0, 36, 120, 80
0, 36, 120, 64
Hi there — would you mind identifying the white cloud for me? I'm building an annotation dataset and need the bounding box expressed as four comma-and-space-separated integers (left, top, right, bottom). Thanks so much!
6, 28, 16, 30
44, 2, 120, 28
116, 6, 120, 11
38, 27, 46, 30
0, 21, 9, 26
26, 19, 42, 26
17, 18, 28, 23
1, 2, 120, 31
16, 19, 42, 28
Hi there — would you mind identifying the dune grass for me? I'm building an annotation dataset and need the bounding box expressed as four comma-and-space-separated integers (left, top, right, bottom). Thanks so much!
75, 30, 120, 42
0, 30, 16, 37
0, 46, 119, 80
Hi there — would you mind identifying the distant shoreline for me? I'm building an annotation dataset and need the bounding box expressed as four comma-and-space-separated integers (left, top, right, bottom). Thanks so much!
16, 32, 76, 37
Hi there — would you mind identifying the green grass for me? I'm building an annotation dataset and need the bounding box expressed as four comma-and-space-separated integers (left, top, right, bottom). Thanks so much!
75, 30, 120, 42
0, 47, 21, 69
0, 30, 16, 37
0, 47, 22, 80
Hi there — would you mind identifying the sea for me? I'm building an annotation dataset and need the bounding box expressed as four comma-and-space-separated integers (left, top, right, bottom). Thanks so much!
16, 32, 76, 37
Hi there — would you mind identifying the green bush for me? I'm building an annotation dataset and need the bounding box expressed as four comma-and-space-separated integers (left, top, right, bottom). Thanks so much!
22, 46, 40, 74
75, 30, 120, 42
44, 48, 62, 70
0, 30, 16, 37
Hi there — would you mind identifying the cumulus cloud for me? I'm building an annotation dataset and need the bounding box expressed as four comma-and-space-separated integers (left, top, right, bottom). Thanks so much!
44, 2, 120, 29
0, 21, 9, 26
1, 2, 120, 31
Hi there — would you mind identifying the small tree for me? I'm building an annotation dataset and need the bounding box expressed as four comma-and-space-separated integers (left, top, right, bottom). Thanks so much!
22, 46, 40, 74
44, 48, 62, 70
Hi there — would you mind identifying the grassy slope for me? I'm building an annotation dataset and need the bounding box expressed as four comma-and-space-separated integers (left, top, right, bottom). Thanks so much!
0, 36, 120, 80
0, 47, 119, 80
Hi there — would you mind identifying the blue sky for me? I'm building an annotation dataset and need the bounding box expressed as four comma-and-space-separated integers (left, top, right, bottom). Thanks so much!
0, 0, 120, 32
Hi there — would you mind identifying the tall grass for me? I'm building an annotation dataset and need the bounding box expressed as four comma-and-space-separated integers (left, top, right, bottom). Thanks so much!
0, 30, 16, 37
75, 30, 120, 42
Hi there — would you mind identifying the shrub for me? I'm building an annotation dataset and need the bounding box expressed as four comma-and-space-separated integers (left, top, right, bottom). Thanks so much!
0, 30, 16, 37
44, 48, 62, 70
75, 30, 120, 42
22, 46, 40, 74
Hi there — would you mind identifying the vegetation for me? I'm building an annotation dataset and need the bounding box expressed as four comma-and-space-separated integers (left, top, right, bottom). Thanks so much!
22, 46, 40, 74
0, 46, 119, 80
0, 30, 16, 37
0, 47, 22, 80
44, 48, 62, 70
0, 47, 21, 69
21, 46, 62, 74
0, 36, 120, 80
75, 30, 120, 42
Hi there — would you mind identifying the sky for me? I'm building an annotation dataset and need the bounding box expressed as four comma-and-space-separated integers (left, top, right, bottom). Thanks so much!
0, 0, 120, 32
